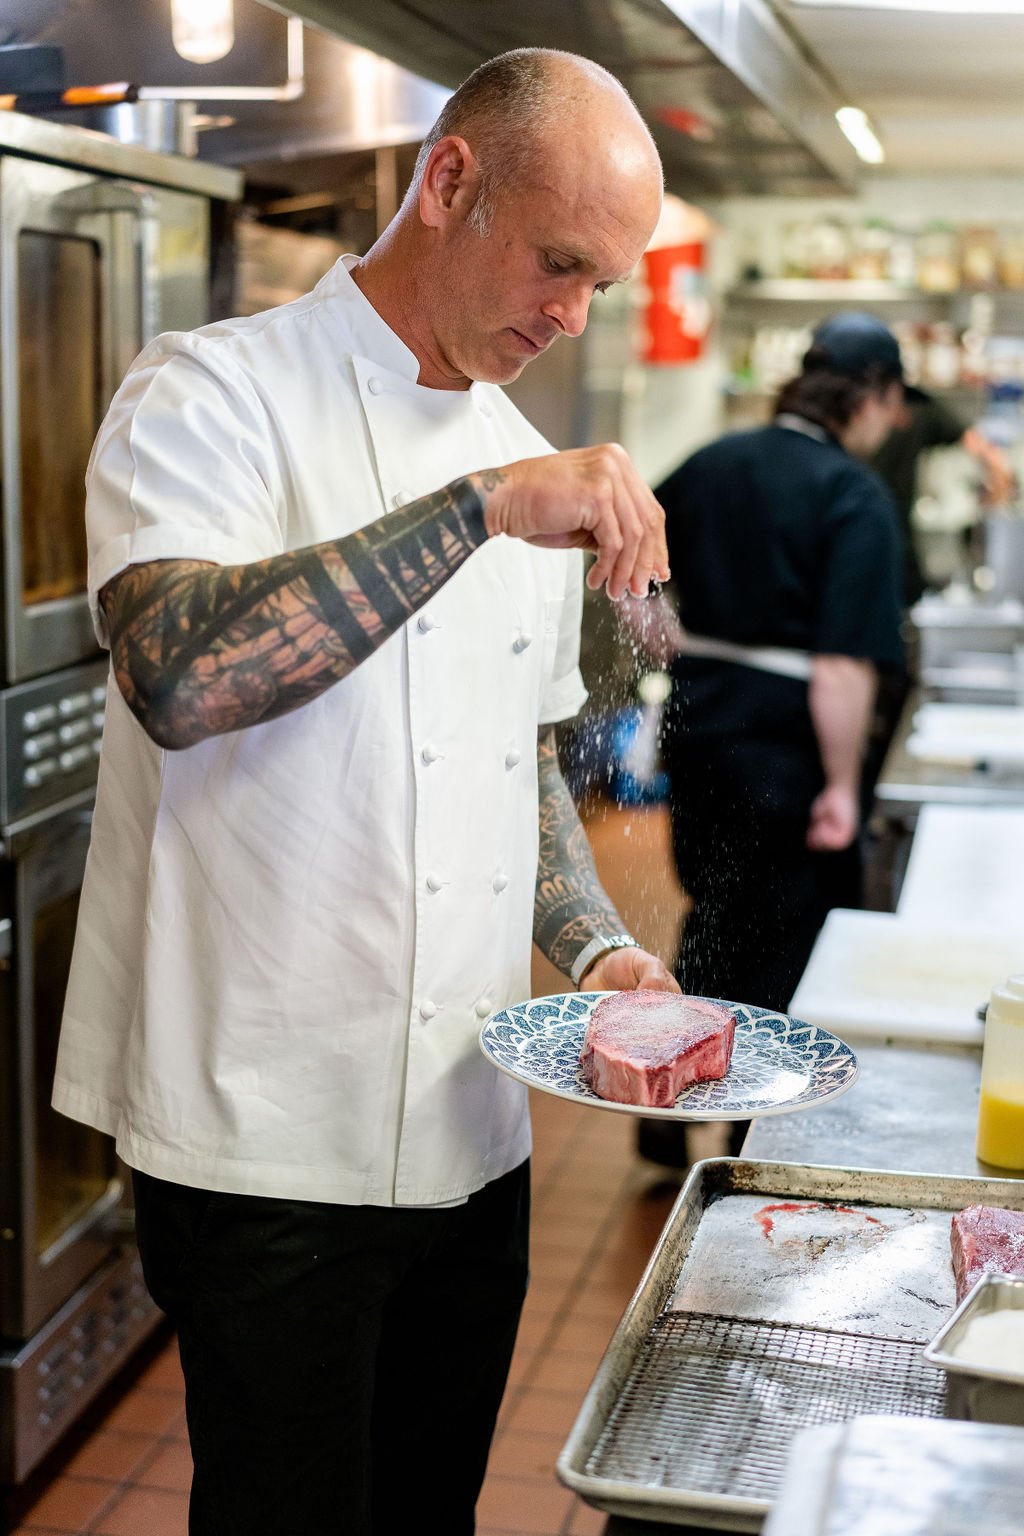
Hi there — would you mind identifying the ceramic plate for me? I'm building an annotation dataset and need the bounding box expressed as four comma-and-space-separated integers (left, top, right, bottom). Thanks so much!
479, 992, 858, 1120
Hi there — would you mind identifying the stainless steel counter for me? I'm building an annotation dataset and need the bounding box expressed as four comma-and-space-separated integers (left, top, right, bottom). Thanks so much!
741, 1041, 999, 1177
875, 693, 1024, 820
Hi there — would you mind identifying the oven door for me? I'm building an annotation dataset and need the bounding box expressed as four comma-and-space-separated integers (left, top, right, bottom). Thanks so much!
0, 155, 210, 685
0, 807, 122, 1340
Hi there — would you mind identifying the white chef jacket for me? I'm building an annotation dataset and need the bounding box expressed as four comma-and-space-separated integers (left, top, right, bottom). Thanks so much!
53, 254, 587, 1206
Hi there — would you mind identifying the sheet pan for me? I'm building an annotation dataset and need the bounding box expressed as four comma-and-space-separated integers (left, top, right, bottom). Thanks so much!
556, 1158, 1024, 1530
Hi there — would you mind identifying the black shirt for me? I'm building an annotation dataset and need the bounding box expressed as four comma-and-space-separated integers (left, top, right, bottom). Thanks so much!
656, 421, 904, 744
870, 395, 964, 604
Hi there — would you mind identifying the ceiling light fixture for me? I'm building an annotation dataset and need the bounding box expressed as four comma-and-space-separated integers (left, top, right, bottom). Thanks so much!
170, 0, 235, 65
835, 107, 886, 164
790, 1, 1024, 13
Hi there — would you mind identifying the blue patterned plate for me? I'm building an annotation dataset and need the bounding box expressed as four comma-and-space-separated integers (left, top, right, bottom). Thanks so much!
479, 992, 858, 1119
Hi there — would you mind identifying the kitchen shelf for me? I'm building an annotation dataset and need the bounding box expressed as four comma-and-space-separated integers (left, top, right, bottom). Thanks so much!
729, 280, 950, 302
723, 383, 988, 403
728, 279, 1024, 305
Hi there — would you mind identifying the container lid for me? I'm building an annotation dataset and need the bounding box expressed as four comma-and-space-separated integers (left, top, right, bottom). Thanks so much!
990, 974, 1024, 1019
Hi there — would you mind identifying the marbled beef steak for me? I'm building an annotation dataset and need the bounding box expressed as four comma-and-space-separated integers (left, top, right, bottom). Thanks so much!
580, 990, 736, 1108
951, 1205, 1024, 1302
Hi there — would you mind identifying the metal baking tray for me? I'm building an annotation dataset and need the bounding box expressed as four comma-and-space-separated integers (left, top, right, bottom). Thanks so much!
925, 1273, 1024, 1426
557, 1159, 1024, 1530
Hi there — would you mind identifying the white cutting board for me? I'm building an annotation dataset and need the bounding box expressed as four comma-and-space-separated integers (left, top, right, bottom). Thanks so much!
898, 804, 1024, 928
907, 702, 1024, 767
788, 909, 1024, 1046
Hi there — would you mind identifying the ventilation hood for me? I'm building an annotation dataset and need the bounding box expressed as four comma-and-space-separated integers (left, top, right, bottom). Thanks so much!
272, 0, 858, 196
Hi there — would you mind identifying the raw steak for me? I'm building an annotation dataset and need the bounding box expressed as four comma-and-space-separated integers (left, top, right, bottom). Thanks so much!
951, 1205, 1024, 1302
580, 990, 736, 1108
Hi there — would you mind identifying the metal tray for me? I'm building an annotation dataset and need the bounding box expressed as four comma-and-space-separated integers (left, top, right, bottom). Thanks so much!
556, 1159, 1024, 1530
925, 1273, 1024, 1425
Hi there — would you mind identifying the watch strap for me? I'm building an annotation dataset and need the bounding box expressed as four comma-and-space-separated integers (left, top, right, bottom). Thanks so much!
570, 933, 638, 989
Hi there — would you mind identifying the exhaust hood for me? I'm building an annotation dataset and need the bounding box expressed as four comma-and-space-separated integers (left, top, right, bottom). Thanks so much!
270, 0, 859, 196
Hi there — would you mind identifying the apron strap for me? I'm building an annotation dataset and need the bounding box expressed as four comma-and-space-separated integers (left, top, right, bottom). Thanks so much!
678, 631, 814, 682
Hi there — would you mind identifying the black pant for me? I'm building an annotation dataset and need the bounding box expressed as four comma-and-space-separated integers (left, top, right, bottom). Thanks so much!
132, 1162, 530, 1536
669, 741, 862, 1015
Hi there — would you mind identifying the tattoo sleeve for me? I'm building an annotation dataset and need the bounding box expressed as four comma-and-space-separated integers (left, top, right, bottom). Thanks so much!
533, 725, 626, 978
102, 474, 498, 749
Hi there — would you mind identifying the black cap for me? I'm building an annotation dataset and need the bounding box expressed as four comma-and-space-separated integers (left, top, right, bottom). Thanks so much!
804, 311, 906, 385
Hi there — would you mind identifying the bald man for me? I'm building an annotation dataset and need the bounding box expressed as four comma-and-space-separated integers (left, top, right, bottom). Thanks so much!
52, 48, 672, 1536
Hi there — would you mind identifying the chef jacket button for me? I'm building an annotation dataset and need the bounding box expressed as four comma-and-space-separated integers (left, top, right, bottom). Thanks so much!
425, 873, 444, 893
505, 749, 521, 769
475, 997, 494, 1018
493, 874, 509, 893
512, 632, 533, 653
419, 1000, 437, 1021
391, 490, 407, 509
421, 744, 440, 765
417, 613, 437, 633
367, 376, 385, 395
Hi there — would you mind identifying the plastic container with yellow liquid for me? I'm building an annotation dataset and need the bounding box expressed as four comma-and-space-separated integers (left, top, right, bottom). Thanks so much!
977, 975, 1024, 1171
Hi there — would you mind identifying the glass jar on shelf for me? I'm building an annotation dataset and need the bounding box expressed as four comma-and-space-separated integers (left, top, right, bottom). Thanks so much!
781, 221, 815, 279
916, 223, 960, 294
998, 226, 1024, 290
888, 228, 918, 288
923, 322, 962, 390
892, 321, 925, 388
849, 220, 893, 282
804, 216, 851, 280
961, 228, 999, 290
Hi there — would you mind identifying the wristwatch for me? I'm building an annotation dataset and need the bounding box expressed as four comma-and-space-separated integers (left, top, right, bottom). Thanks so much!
570, 933, 639, 989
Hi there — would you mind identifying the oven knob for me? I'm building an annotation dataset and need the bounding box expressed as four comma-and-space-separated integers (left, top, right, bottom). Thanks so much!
23, 704, 56, 732
24, 732, 57, 760
58, 692, 91, 717
59, 746, 91, 772
24, 762, 57, 789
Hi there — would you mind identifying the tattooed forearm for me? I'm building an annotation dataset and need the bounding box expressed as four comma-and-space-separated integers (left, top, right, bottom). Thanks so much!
103, 474, 497, 749
533, 726, 626, 978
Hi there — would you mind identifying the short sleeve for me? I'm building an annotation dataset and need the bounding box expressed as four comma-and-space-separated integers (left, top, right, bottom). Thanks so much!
813, 469, 905, 666
86, 337, 286, 645
538, 550, 588, 725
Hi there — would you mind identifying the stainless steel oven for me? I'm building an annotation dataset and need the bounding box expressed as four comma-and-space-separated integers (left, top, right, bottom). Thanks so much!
0, 113, 240, 1486
0, 116, 235, 684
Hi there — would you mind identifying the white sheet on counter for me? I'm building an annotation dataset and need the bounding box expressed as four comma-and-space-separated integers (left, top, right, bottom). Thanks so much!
897, 804, 1024, 928
787, 908, 1024, 1045
907, 702, 1024, 767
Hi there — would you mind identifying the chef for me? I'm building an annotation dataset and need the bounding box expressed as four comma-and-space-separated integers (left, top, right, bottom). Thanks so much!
51, 47, 675, 1536
625, 312, 905, 1159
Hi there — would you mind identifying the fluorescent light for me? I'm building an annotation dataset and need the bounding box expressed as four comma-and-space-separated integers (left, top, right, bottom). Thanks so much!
171, 0, 235, 64
835, 107, 886, 164
791, 1, 1024, 12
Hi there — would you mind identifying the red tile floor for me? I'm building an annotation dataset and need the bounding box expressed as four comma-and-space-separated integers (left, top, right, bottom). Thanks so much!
7, 805, 701, 1536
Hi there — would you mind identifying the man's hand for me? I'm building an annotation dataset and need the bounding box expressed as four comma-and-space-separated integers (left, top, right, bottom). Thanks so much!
806, 784, 858, 852
580, 946, 680, 993
473, 444, 669, 600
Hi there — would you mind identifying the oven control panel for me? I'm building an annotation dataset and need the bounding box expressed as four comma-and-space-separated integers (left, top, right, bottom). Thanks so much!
0, 658, 109, 830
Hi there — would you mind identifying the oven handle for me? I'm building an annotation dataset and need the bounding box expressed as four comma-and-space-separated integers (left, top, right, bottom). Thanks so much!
53, 179, 161, 347
0, 915, 10, 966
